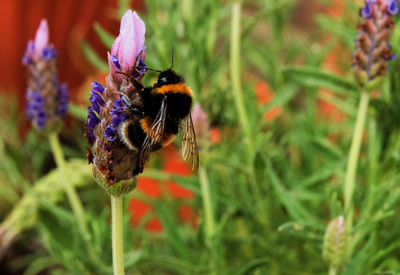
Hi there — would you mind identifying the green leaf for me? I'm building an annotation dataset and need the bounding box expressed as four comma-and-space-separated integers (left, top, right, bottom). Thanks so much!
296, 162, 342, 189
343, 232, 376, 275
282, 66, 359, 95
81, 40, 108, 72
68, 103, 87, 121
260, 85, 297, 113
315, 15, 356, 47
23, 256, 57, 275
93, 23, 115, 49
278, 221, 324, 241
233, 258, 268, 275
267, 160, 317, 223
0, 159, 92, 253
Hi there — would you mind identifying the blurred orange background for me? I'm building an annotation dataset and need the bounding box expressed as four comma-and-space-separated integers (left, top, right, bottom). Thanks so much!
0, 0, 144, 105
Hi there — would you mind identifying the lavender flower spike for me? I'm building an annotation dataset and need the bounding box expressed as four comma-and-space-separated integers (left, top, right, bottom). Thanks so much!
85, 10, 147, 196
352, 0, 398, 91
23, 19, 68, 132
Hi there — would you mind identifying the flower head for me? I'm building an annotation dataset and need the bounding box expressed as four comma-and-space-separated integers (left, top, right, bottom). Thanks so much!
23, 19, 68, 132
322, 216, 347, 267
85, 10, 147, 196
352, 0, 398, 90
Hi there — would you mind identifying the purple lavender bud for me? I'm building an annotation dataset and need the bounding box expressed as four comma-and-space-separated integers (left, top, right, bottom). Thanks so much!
388, 0, 398, 15
22, 54, 33, 65
89, 91, 105, 107
113, 98, 126, 109
105, 126, 117, 141
361, 2, 372, 18
85, 10, 149, 195
111, 55, 121, 70
57, 84, 68, 117
23, 19, 68, 132
41, 47, 57, 60
352, 0, 397, 90
133, 58, 147, 79
323, 216, 347, 267
91, 81, 105, 93
87, 108, 100, 128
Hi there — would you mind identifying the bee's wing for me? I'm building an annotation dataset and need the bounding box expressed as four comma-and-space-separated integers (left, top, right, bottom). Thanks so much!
136, 98, 167, 174
181, 114, 199, 173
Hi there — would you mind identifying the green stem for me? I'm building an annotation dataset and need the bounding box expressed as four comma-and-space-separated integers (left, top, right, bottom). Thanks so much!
230, 0, 266, 225
49, 134, 89, 239
199, 167, 218, 273
230, 0, 254, 159
49, 134, 99, 263
343, 91, 370, 234
199, 167, 216, 240
111, 195, 125, 275
328, 266, 337, 275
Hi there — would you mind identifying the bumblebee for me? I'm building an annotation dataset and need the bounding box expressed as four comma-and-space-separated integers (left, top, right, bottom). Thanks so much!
118, 67, 199, 175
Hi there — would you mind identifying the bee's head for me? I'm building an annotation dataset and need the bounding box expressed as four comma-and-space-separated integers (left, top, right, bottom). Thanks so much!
156, 69, 184, 86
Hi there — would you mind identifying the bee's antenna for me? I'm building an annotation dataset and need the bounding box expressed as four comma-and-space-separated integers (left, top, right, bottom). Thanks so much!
136, 66, 162, 73
170, 46, 174, 69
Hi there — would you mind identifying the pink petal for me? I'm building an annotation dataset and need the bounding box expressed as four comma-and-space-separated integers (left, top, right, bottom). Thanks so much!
132, 11, 145, 56
111, 36, 121, 56
34, 19, 49, 56
112, 10, 146, 72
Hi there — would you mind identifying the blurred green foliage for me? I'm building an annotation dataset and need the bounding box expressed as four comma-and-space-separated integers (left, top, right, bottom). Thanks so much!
1, 0, 400, 274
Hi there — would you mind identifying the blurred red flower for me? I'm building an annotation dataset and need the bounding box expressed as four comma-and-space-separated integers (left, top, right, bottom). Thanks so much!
128, 145, 197, 232
255, 80, 282, 121
210, 127, 221, 143
317, 0, 347, 125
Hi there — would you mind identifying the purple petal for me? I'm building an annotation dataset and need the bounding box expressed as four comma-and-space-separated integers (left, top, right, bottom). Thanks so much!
91, 81, 104, 93
113, 98, 126, 109
361, 3, 372, 18
42, 47, 57, 60
133, 58, 146, 78
108, 52, 122, 81
388, 0, 398, 15
89, 91, 105, 106
111, 115, 125, 127
111, 55, 121, 70
105, 126, 117, 141
22, 54, 33, 65
87, 108, 100, 128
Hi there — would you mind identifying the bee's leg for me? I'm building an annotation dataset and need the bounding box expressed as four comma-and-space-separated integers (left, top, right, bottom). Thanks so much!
130, 78, 144, 91
131, 105, 145, 116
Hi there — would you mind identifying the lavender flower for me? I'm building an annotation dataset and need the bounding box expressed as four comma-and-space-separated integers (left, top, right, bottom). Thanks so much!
84, 10, 147, 196
322, 216, 347, 267
23, 19, 68, 131
352, 0, 398, 90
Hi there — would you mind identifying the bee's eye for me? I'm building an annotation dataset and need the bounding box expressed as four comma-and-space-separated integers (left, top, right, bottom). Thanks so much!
160, 77, 167, 83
